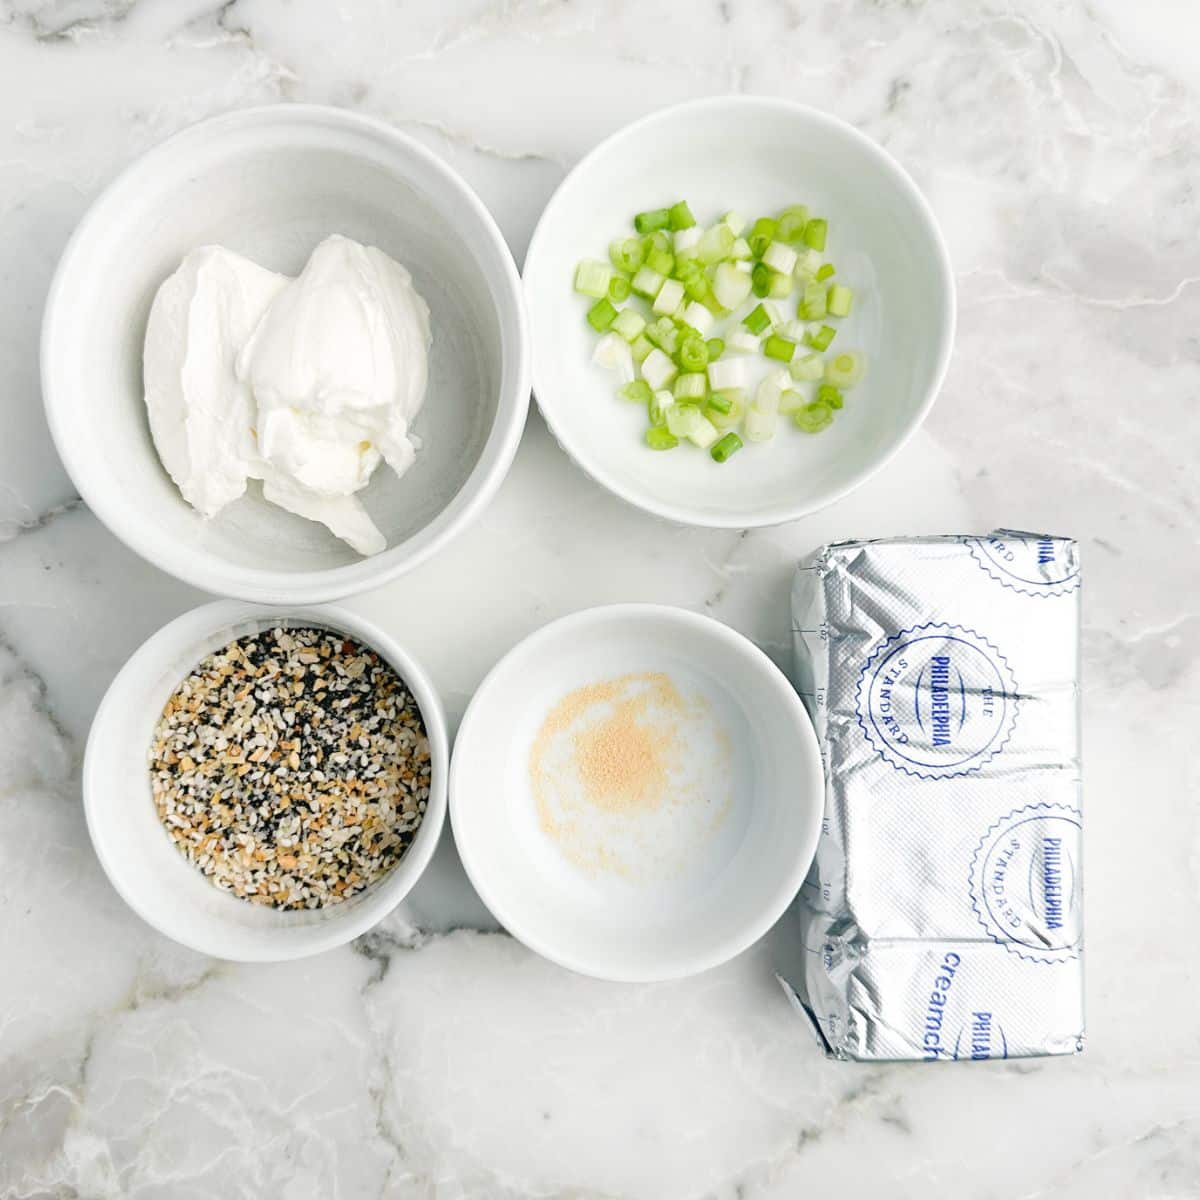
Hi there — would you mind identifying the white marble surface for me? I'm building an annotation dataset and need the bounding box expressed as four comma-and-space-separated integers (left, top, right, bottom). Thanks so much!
1, 1, 1198, 1195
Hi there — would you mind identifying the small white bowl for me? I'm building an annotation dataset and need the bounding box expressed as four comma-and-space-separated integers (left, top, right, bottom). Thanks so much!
449, 605, 823, 982
43, 105, 530, 603
84, 600, 448, 961
523, 96, 955, 528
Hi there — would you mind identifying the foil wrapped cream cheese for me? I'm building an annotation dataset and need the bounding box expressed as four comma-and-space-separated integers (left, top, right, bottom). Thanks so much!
779, 531, 1084, 1062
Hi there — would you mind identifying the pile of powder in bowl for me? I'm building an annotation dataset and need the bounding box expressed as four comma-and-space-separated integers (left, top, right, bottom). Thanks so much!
149, 625, 430, 910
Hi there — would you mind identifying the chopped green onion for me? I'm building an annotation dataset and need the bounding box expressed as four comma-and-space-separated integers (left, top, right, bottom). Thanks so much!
710, 432, 743, 463
826, 350, 866, 388
794, 400, 833, 432
646, 230, 672, 254
802, 218, 828, 251
645, 426, 678, 450
608, 274, 631, 303
592, 332, 634, 380
798, 281, 827, 320
763, 334, 796, 363
665, 403, 702, 439
641, 347, 678, 390
827, 284, 853, 317
706, 337, 725, 360
696, 224, 736, 265
611, 308, 646, 342
619, 380, 652, 403
804, 324, 837, 351
646, 245, 674, 276
707, 357, 749, 391
653, 278, 686, 315
729, 237, 753, 261
755, 369, 789, 414
706, 390, 733, 414
751, 262, 772, 298
793, 248, 823, 280
817, 383, 845, 410
609, 237, 645, 274
776, 205, 809, 242
631, 266, 664, 298
727, 329, 761, 354
634, 208, 671, 235
815, 263, 835, 282
574, 259, 613, 298
779, 319, 808, 342
706, 391, 744, 429
789, 352, 825, 382
631, 334, 654, 363
687, 414, 720, 449
682, 300, 715, 335
674, 226, 702, 257
742, 304, 772, 335
677, 336, 709, 372
763, 241, 798, 276
586, 298, 618, 331
719, 211, 748, 235
674, 371, 707, 401
745, 405, 777, 442
778, 388, 807, 415
649, 390, 672, 426
767, 270, 792, 299
748, 216, 778, 258
668, 200, 696, 230
681, 269, 710, 302
761, 300, 786, 328
713, 262, 753, 310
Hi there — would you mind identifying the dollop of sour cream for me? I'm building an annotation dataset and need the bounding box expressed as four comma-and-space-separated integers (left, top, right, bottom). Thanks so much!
143, 235, 432, 556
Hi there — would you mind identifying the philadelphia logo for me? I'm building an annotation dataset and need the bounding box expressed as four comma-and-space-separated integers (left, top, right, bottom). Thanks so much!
966, 533, 1080, 598
969, 803, 1083, 963
855, 622, 1018, 779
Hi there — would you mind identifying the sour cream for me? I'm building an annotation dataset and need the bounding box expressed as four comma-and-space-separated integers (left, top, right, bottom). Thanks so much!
143, 235, 432, 556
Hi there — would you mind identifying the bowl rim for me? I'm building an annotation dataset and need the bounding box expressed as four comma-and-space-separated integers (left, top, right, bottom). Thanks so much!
82, 599, 449, 961
448, 602, 824, 982
522, 94, 957, 530
41, 102, 532, 604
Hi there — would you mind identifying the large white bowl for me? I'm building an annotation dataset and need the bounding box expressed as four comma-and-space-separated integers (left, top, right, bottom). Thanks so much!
449, 605, 823, 982
43, 105, 530, 603
84, 601, 448, 961
523, 96, 955, 528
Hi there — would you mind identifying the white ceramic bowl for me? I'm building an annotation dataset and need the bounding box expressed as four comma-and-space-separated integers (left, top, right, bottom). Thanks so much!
449, 605, 823, 981
43, 105, 530, 603
523, 96, 955, 528
84, 601, 448, 961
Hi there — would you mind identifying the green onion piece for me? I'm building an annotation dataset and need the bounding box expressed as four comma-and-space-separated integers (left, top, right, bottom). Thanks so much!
720, 210, 748, 235
653, 278, 686, 316
794, 401, 833, 432
646, 230, 672, 252
641, 348, 678, 391
681, 270, 709, 301
763, 334, 796, 363
608, 274, 631, 303
646, 245, 675, 276
826, 350, 866, 387
751, 262, 772, 298
574, 259, 613, 298
827, 284, 853, 317
706, 337, 725, 360
713, 262, 753, 309
743, 303, 772, 335
609, 237, 645, 274
789, 351, 824, 381
748, 216, 778, 258
815, 263, 835, 282
793, 248, 823, 280
696, 224, 736, 265
611, 308, 646, 343
802, 218, 828, 251
631, 266, 664, 298
804, 324, 837, 351
706, 393, 743, 430
586, 298, 618, 331
779, 388, 807, 415
768, 270, 792, 299
631, 334, 654, 364
798, 281, 827, 320
634, 208, 671, 235
817, 383, 845, 410
674, 371, 708, 402
677, 336, 709, 372
668, 200, 697, 230
619, 380, 652, 403
648, 390, 670, 426
705, 390, 733, 415
776, 205, 810, 242
645, 426, 679, 450
710, 431, 743, 463
730, 237, 753, 260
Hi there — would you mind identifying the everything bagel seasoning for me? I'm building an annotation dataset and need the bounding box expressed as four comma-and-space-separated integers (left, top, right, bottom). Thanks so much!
149, 625, 430, 910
